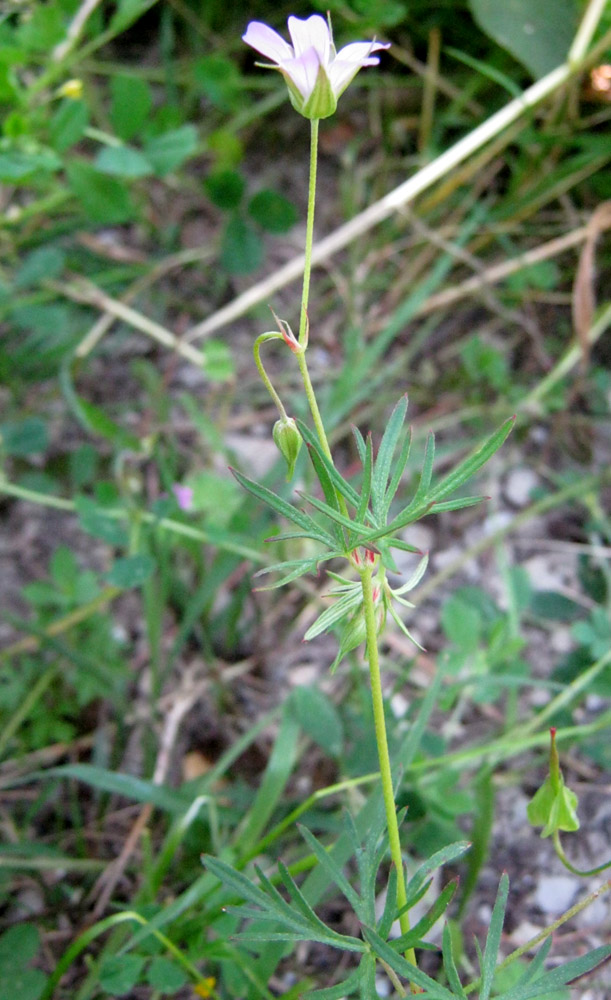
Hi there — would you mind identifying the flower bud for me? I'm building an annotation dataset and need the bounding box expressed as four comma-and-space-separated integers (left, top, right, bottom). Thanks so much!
526, 728, 580, 838
273, 416, 302, 480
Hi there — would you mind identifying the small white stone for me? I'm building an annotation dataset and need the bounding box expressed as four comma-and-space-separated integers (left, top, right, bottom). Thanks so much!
534, 876, 579, 914
505, 468, 539, 507
390, 692, 409, 718
510, 920, 544, 947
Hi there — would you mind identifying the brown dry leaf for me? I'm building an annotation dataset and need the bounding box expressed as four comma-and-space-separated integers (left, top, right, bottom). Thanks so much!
182, 750, 216, 781
572, 201, 611, 369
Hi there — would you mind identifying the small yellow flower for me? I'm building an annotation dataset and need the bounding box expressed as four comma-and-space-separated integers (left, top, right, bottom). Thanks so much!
57, 79, 83, 100
194, 977, 216, 998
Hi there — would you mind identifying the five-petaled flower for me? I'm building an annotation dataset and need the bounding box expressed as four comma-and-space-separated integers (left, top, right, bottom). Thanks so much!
243, 14, 390, 120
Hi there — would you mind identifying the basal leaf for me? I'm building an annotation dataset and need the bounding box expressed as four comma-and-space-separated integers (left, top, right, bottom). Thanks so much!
442, 923, 467, 999
405, 842, 471, 907
495, 945, 611, 1000
361, 926, 456, 999
480, 873, 509, 1000
298, 826, 362, 914
394, 880, 458, 951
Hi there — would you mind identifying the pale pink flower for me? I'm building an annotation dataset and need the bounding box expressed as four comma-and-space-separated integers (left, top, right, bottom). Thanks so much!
172, 484, 194, 511
243, 14, 390, 119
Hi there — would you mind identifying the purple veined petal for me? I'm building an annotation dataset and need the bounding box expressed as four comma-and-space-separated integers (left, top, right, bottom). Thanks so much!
242, 21, 294, 63
287, 14, 331, 63
280, 48, 324, 101
334, 40, 391, 65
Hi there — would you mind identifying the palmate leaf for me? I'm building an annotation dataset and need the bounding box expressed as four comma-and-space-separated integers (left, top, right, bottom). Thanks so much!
361, 926, 456, 999
412, 431, 435, 509
393, 879, 458, 952
305, 958, 371, 1000
230, 466, 337, 548
357, 433, 374, 527
277, 860, 365, 952
383, 424, 412, 518
298, 825, 363, 916
304, 587, 363, 641
429, 416, 515, 503
296, 419, 361, 509
352, 418, 514, 547
254, 557, 320, 590
351, 424, 367, 465
371, 395, 408, 520
405, 842, 471, 908
430, 495, 488, 513
298, 490, 367, 536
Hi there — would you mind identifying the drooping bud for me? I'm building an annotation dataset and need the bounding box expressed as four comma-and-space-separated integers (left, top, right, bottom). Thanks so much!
526, 728, 580, 838
273, 416, 302, 480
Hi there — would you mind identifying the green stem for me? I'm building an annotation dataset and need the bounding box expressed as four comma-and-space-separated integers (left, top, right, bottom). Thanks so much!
253, 333, 289, 419
360, 565, 417, 971
296, 350, 333, 461
552, 830, 611, 877
299, 118, 319, 348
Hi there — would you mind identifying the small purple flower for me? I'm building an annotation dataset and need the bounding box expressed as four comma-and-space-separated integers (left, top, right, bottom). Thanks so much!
243, 14, 390, 120
172, 484, 194, 512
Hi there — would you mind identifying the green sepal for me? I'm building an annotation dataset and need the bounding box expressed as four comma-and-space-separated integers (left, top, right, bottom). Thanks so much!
273, 415, 302, 480
526, 775, 580, 837
301, 64, 338, 119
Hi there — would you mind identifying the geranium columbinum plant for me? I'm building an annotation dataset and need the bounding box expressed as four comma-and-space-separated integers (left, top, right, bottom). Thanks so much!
202, 9, 611, 997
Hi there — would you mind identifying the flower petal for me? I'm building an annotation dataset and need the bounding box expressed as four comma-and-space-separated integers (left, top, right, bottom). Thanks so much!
242, 21, 294, 63
334, 40, 391, 65
287, 14, 331, 63
280, 48, 323, 101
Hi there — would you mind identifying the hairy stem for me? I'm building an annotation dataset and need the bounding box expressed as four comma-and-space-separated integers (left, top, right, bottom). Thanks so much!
299, 118, 319, 348
360, 565, 417, 971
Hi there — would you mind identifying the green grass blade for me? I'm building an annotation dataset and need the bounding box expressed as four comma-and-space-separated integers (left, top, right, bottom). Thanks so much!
232, 710, 300, 850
